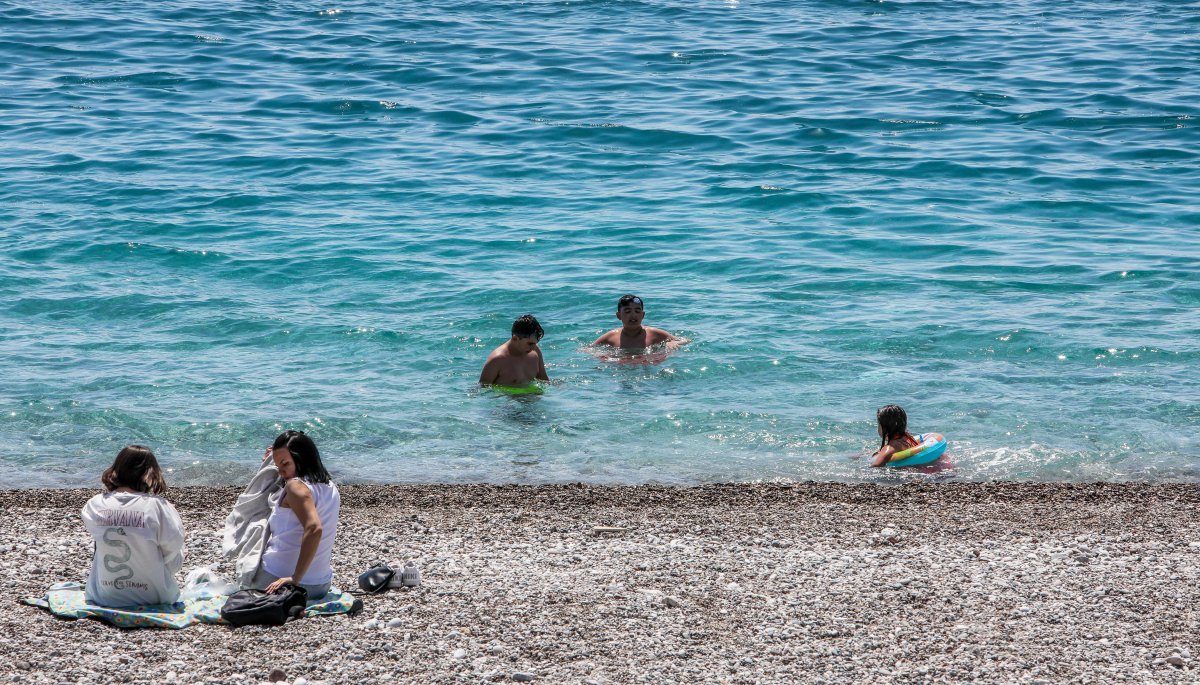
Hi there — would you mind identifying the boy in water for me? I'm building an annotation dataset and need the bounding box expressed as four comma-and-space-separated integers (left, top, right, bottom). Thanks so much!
479, 314, 549, 387
593, 294, 683, 350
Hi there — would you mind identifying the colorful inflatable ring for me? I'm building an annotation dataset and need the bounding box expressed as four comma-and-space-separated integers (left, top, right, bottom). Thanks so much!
886, 433, 947, 468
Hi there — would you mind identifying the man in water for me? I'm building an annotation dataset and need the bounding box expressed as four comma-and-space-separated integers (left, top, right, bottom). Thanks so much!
479, 314, 550, 387
593, 294, 683, 350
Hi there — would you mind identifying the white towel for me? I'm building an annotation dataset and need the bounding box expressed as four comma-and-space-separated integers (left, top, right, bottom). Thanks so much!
221, 454, 283, 588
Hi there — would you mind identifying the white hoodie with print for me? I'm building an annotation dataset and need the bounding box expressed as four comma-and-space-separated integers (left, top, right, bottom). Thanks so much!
81, 491, 186, 607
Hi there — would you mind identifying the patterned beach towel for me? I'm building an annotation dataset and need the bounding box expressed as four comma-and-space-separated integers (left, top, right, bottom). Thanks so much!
23, 582, 361, 629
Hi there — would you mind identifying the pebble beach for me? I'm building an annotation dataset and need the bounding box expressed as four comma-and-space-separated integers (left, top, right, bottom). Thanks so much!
2, 482, 1198, 684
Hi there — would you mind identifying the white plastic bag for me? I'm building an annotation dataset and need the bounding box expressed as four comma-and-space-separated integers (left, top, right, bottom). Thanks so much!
181, 565, 240, 600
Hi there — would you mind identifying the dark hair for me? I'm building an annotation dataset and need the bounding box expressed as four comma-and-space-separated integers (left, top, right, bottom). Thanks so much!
273, 430, 331, 484
876, 405, 909, 448
617, 294, 643, 311
101, 445, 167, 495
511, 314, 544, 340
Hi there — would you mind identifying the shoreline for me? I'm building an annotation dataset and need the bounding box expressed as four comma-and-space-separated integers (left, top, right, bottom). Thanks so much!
4, 482, 1198, 683
7, 479, 1200, 507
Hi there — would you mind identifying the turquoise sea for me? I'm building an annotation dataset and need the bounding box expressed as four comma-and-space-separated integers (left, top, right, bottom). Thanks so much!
1, 0, 1197, 488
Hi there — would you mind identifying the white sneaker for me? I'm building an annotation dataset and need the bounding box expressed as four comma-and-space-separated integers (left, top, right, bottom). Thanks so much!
399, 561, 421, 588
386, 560, 405, 589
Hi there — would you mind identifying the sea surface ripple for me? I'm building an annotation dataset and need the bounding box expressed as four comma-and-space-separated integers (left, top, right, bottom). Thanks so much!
0, 0, 1197, 487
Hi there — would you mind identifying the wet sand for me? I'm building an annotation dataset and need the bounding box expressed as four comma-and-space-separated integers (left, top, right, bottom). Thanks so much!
2, 482, 1198, 684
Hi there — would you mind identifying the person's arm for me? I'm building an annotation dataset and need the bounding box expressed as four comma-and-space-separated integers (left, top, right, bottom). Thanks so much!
158, 500, 187, 574
81, 500, 101, 537
652, 329, 687, 350
535, 347, 549, 381
592, 331, 615, 347
871, 445, 897, 468
265, 480, 323, 592
479, 357, 499, 385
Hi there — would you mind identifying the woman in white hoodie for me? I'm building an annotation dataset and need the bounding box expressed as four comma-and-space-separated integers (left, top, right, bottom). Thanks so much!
81, 445, 185, 607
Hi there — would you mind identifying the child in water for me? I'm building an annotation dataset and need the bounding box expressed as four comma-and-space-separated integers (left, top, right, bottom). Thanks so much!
81, 445, 186, 607
479, 314, 549, 388
592, 294, 685, 356
871, 404, 922, 467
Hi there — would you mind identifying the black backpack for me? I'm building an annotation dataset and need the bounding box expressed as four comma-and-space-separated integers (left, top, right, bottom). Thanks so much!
220, 584, 308, 627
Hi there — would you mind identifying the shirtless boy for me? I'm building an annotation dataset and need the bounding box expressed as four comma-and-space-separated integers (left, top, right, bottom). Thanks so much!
593, 294, 682, 350
479, 314, 549, 387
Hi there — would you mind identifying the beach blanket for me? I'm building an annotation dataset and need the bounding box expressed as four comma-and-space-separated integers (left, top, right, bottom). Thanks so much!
23, 582, 361, 629
222, 454, 284, 587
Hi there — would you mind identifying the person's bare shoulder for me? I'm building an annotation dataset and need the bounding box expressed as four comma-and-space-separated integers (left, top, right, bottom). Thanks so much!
593, 329, 620, 347
480, 344, 510, 384
284, 478, 311, 496
647, 327, 678, 344
282, 477, 314, 505
486, 342, 511, 360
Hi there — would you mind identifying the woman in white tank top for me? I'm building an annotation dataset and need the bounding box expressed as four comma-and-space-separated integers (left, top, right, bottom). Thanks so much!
253, 430, 340, 599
